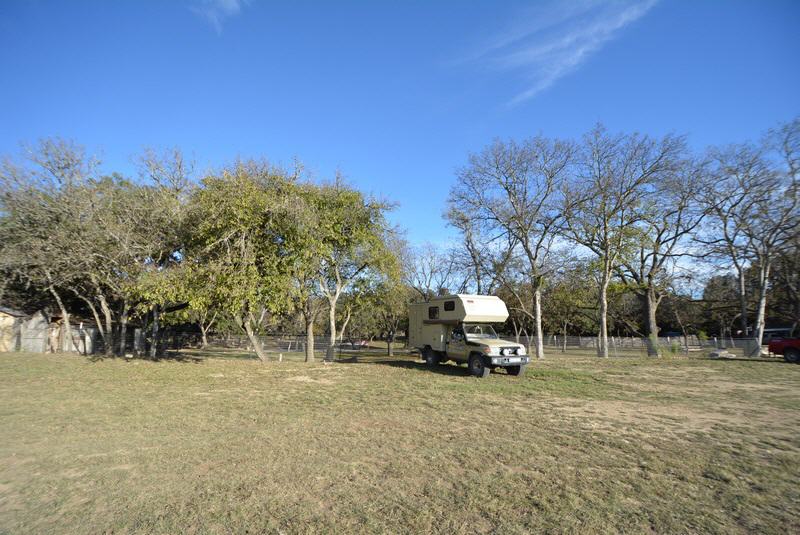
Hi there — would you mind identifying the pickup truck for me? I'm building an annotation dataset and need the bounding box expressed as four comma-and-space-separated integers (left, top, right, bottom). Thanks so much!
767, 338, 800, 363
408, 294, 530, 377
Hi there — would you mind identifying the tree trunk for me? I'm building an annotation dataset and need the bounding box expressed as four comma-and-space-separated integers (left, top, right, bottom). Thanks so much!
673, 305, 689, 353
339, 308, 351, 345
98, 293, 115, 356
387, 328, 395, 356
48, 284, 72, 353
117, 301, 129, 356
643, 288, 661, 357
737, 267, 749, 336
598, 272, 610, 358
199, 311, 216, 350
562, 321, 568, 353
753, 262, 770, 350
325, 297, 338, 362
304, 310, 315, 363
149, 305, 160, 359
242, 313, 268, 362
533, 286, 544, 359
75, 292, 107, 351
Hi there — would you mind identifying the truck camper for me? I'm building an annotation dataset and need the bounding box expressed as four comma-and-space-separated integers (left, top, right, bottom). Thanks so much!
408, 294, 529, 378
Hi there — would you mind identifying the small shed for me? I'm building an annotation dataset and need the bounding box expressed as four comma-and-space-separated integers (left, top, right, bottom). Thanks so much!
0, 306, 27, 352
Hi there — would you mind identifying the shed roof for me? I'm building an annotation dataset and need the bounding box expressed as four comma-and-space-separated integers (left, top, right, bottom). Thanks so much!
0, 306, 28, 317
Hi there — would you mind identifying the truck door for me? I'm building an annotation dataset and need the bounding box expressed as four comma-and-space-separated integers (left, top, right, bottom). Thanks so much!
448, 326, 468, 362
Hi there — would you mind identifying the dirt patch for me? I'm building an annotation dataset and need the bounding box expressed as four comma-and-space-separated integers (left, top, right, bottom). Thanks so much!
108, 464, 135, 471
552, 398, 749, 431
286, 375, 334, 385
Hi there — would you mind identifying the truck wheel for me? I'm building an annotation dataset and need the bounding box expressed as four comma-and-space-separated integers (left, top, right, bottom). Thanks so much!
423, 348, 440, 366
507, 364, 527, 376
785, 348, 800, 364
468, 353, 490, 378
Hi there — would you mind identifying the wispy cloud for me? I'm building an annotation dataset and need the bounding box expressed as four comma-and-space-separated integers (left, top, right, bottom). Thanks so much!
470, 0, 658, 105
191, 0, 248, 34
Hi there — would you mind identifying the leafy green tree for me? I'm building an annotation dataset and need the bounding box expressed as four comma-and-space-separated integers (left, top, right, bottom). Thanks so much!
541, 262, 596, 350
185, 161, 304, 362
305, 181, 397, 361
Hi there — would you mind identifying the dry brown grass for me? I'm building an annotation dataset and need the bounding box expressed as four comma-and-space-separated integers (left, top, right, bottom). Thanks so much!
1, 351, 798, 534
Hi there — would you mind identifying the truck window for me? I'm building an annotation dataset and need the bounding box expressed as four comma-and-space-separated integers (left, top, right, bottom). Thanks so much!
444, 300, 455, 311
464, 323, 499, 339
428, 306, 439, 319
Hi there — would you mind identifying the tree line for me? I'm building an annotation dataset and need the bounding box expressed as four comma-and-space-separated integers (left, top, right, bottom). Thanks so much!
416, 119, 797, 357
1, 117, 797, 360
0, 142, 400, 361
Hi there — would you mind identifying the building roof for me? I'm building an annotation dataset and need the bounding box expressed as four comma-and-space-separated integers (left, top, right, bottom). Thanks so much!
0, 306, 28, 317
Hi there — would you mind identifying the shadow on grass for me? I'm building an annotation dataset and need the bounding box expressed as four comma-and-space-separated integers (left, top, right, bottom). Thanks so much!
336, 356, 477, 377
707, 356, 794, 364
86, 351, 206, 364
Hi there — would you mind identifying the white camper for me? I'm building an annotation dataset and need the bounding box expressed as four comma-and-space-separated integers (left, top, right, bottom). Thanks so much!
408, 294, 529, 378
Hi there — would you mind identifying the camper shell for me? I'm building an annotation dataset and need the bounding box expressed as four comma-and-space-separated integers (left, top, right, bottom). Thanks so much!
408, 294, 529, 378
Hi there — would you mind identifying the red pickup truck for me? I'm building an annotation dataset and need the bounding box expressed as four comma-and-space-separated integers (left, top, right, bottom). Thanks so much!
767, 338, 800, 363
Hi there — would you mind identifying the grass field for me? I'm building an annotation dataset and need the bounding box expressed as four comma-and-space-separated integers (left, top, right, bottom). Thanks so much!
1, 351, 798, 534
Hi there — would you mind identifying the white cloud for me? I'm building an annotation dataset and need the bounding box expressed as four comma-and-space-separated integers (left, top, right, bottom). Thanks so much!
470, 0, 658, 105
191, 0, 247, 34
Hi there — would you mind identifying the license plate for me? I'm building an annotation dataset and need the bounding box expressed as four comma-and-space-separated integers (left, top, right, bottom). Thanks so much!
506, 357, 523, 364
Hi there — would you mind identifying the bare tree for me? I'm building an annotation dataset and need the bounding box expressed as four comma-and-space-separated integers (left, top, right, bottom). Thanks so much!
696, 117, 798, 346
405, 243, 464, 301
563, 126, 685, 357
446, 210, 504, 295
772, 232, 800, 335
747, 119, 798, 344
0, 139, 98, 352
616, 152, 704, 356
449, 137, 573, 358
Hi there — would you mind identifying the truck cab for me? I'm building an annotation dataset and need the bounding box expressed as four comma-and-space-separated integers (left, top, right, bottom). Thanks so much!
767, 337, 800, 363
408, 294, 529, 378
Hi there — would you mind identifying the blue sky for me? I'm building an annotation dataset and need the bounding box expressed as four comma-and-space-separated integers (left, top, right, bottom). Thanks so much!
1, 0, 798, 246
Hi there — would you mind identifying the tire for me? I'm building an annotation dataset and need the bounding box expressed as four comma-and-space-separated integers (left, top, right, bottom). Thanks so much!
784, 348, 800, 364
468, 353, 490, 378
423, 347, 440, 366
507, 364, 527, 376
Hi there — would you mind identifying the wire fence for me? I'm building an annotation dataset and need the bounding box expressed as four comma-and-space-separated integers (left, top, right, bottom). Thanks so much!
511, 334, 764, 358
183, 333, 764, 360
2, 321, 769, 360
154, 331, 389, 360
